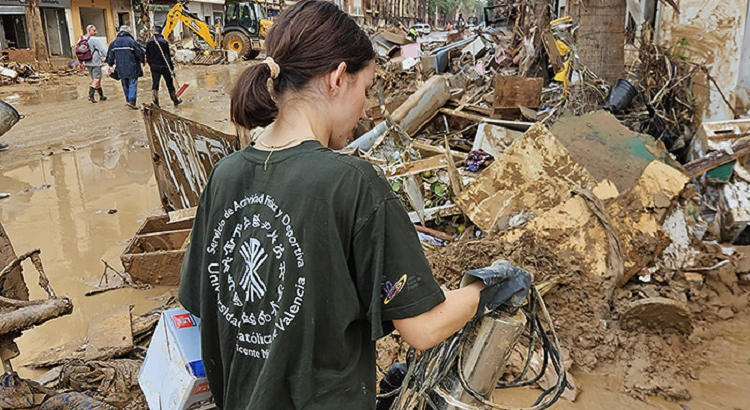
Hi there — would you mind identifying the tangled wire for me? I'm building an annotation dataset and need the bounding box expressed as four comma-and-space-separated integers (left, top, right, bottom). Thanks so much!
381, 286, 568, 410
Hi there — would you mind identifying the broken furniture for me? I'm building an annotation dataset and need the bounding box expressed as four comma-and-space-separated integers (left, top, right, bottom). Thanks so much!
121, 105, 240, 285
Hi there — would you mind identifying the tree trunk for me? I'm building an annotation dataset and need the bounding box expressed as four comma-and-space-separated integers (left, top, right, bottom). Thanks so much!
24, 0, 51, 70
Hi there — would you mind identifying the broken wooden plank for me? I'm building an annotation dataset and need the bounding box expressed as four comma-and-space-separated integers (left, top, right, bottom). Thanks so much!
683, 139, 750, 177
412, 140, 468, 161
0, 297, 72, 335
492, 75, 544, 112
455, 123, 597, 234
387, 155, 448, 178
444, 136, 463, 195
541, 29, 564, 73
415, 225, 454, 242
550, 110, 680, 192
438, 108, 533, 131
611, 161, 689, 285
168, 207, 197, 224
472, 123, 522, 159
408, 204, 461, 224
85, 305, 133, 361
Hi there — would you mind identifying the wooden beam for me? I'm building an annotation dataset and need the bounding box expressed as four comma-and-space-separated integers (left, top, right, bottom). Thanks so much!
438, 108, 533, 131
387, 155, 448, 178
411, 140, 467, 161
168, 206, 197, 224
0, 297, 72, 335
414, 225, 454, 242
683, 139, 750, 177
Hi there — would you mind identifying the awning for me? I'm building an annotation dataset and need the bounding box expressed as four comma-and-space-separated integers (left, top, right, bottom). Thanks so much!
0, 5, 25, 14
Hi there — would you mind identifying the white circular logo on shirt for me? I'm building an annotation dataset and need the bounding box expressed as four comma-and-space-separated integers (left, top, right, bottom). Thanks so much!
204, 193, 306, 360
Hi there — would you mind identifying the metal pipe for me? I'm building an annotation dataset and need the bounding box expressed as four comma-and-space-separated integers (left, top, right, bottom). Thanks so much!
431, 310, 527, 409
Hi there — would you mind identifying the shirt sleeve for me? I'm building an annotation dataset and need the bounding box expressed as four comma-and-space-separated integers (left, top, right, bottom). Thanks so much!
351, 197, 445, 340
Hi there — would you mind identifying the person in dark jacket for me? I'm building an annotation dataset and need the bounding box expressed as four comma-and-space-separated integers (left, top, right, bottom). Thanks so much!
105, 26, 145, 109
145, 26, 182, 107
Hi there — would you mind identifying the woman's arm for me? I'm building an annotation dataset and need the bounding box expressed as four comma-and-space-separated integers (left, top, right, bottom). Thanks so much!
393, 282, 482, 350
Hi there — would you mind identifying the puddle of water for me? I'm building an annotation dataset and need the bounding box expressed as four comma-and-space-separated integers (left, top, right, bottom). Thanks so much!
0, 137, 173, 378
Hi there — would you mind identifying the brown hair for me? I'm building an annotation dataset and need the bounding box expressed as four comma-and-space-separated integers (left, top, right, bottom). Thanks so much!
231, 0, 375, 129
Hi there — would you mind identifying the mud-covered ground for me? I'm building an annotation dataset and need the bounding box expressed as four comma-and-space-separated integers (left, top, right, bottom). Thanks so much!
2, 63, 749, 409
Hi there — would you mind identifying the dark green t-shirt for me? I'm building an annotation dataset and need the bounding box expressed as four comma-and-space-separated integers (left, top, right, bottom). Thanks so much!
178, 140, 445, 409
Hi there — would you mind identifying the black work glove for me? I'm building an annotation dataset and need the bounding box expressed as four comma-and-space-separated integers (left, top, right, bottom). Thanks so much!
460, 259, 531, 318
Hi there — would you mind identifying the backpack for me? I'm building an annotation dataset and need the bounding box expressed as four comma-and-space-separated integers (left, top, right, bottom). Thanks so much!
75, 35, 93, 62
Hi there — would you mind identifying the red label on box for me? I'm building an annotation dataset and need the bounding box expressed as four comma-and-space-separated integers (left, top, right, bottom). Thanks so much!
193, 381, 210, 395
171, 313, 195, 329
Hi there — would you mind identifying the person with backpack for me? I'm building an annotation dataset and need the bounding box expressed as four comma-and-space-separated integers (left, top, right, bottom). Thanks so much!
145, 26, 181, 107
75, 25, 108, 103
105, 25, 145, 110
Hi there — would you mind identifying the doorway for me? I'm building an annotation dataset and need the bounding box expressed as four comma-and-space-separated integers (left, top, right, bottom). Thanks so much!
42, 8, 71, 57
79, 7, 107, 43
117, 12, 129, 30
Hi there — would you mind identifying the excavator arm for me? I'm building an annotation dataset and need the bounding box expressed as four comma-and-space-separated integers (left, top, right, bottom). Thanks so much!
162, 3, 217, 49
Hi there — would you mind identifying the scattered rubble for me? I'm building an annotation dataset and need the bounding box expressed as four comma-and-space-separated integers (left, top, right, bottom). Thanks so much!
5, 4, 750, 408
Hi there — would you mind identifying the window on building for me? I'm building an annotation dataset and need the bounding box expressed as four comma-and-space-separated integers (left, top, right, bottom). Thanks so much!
0, 15, 29, 49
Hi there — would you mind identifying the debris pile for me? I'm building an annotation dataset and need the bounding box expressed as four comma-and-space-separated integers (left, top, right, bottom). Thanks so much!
353, 14, 749, 404
6, 4, 750, 408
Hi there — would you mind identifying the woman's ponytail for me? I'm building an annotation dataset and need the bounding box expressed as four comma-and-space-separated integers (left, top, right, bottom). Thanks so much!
230, 62, 278, 129
230, 0, 375, 129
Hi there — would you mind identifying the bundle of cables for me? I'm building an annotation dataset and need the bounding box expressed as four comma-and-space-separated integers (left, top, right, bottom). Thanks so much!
379, 286, 568, 410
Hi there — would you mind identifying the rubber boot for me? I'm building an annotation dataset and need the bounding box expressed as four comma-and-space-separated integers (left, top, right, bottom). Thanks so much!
88, 86, 97, 103
152, 89, 160, 107
96, 87, 107, 101
170, 90, 182, 107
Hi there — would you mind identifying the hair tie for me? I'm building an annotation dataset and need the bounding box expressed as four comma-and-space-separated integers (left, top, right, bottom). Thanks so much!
263, 57, 280, 79
263, 57, 280, 103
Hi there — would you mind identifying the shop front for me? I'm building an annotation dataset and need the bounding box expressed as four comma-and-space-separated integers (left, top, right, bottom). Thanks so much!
71, 0, 115, 44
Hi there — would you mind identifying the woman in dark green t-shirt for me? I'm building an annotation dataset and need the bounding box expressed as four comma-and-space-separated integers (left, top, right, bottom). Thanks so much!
178, 1, 516, 408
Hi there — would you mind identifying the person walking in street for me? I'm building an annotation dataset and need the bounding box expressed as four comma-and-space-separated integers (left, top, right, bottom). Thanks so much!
178, 1, 525, 408
105, 26, 145, 110
145, 26, 182, 107
75, 25, 108, 103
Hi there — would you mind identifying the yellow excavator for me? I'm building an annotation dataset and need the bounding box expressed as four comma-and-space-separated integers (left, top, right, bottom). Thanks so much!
162, 1, 272, 59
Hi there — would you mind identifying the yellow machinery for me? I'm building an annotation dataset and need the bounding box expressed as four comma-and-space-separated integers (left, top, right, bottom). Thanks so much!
162, 1, 272, 59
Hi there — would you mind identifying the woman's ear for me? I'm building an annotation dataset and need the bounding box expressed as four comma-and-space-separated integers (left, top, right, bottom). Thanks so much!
328, 62, 347, 96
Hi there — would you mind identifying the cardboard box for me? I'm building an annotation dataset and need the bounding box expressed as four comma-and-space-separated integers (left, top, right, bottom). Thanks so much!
139, 308, 213, 410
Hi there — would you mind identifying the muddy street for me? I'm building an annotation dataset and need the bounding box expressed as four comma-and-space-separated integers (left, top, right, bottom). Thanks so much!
1, 6, 750, 405
1, 62, 749, 409
0, 63, 249, 380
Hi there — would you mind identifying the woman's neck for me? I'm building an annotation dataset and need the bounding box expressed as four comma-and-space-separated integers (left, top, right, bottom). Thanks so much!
264, 102, 331, 148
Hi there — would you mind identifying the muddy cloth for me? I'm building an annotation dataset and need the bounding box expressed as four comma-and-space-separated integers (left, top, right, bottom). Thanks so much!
179, 140, 445, 409
0, 372, 51, 408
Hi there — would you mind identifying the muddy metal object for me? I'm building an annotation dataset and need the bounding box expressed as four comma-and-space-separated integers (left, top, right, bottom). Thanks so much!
430, 311, 526, 409
0, 100, 20, 137
121, 215, 193, 286
347, 75, 451, 153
